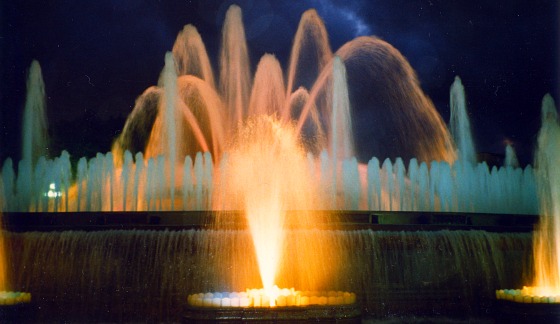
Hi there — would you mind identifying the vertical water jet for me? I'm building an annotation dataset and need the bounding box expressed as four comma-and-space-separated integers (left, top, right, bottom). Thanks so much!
21, 60, 49, 166
450, 76, 476, 165
532, 94, 560, 294
496, 94, 560, 308
504, 144, 520, 168
220, 4, 251, 132
213, 116, 324, 295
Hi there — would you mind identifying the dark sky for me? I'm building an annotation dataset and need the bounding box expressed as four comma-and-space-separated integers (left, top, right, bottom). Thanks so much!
1, 0, 558, 165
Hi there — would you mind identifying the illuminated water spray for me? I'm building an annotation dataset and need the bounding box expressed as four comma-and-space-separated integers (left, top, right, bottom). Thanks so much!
213, 117, 323, 305
450, 76, 476, 164
0, 3, 545, 311
496, 94, 560, 303
531, 94, 560, 296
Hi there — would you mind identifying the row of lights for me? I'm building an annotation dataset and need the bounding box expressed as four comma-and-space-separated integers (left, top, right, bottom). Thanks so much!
0, 291, 32, 305
188, 287, 356, 308
496, 287, 560, 304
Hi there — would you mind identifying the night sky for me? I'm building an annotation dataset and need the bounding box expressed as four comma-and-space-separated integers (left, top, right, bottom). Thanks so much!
1, 0, 558, 166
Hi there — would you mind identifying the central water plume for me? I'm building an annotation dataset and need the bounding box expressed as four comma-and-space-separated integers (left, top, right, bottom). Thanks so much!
213, 116, 333, 298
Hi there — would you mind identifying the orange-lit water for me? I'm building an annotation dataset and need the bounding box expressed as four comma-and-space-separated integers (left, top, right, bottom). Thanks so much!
496, 95, 560, 303
6, 4, 483, 307
530, 95, 560, 297
0, 215, 6, 291
213, 116, 343, 303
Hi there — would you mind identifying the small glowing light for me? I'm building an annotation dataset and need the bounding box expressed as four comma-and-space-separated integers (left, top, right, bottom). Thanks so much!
495, 287, 560, 304
44, 183, 62, 198
0, 291, 32, 305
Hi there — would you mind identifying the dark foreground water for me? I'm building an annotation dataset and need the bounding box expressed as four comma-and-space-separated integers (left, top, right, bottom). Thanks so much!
3, 229, 531, 322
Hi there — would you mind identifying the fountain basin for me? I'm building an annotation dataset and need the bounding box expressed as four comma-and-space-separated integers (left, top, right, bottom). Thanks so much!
0, 292, 33, 323
1, 214, 533, 321
188, 289, 356, 308
494, 288, 560, 322
494, 299, 560, 322
496, 288, 560, 304
1, 211, 538, 232
0, 291, 31, 305
183, 304, 361, 323
186, 288, 359, 322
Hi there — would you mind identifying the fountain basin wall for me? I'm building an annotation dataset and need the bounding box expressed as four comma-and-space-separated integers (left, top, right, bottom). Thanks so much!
2, 212, 533, 322
3, 211, 538, 232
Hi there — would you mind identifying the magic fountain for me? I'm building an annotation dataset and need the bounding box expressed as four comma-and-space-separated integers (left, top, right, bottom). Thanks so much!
0, 4, 552, 322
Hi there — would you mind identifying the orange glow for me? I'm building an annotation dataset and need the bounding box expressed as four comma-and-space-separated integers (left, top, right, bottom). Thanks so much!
213, 116, 324, 295
531, 206, 560, 296
529, 94, 560, 297
0, 213, 6, 291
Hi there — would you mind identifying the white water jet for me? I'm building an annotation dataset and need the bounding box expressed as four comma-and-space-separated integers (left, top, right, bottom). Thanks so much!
121, 150, 133, 211
331, 56, 354, 161
163, 53, 178, 210
9, 60, 51, 212
182, 155, 193, 210
367, 157, 381, 210
342, 157, 360, 210
450, 76, 476, 165
504, 144, 519, 168
22, 60, 49, 166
